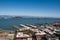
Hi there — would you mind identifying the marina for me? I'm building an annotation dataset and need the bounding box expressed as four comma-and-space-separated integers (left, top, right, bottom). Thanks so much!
13, 22, 60, 40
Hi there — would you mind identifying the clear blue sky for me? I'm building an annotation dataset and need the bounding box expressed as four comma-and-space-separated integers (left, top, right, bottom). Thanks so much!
0, 0, 60, 17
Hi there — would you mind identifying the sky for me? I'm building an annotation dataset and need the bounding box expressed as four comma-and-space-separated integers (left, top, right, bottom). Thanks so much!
0, 0, 60, 17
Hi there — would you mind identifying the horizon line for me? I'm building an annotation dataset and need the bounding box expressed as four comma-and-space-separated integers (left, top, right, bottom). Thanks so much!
0, 14, 60, 18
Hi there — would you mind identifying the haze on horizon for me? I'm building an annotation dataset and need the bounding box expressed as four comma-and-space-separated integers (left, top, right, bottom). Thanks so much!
0, 0, 60, 18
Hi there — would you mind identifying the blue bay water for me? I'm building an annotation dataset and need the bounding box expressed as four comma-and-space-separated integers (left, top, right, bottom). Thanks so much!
0, 18, 60, 30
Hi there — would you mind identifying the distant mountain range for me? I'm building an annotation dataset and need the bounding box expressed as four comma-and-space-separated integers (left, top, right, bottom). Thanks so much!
0, 15, 60, 19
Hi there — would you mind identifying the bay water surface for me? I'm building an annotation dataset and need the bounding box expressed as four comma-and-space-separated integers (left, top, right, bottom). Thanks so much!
0, 18, 60, 30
